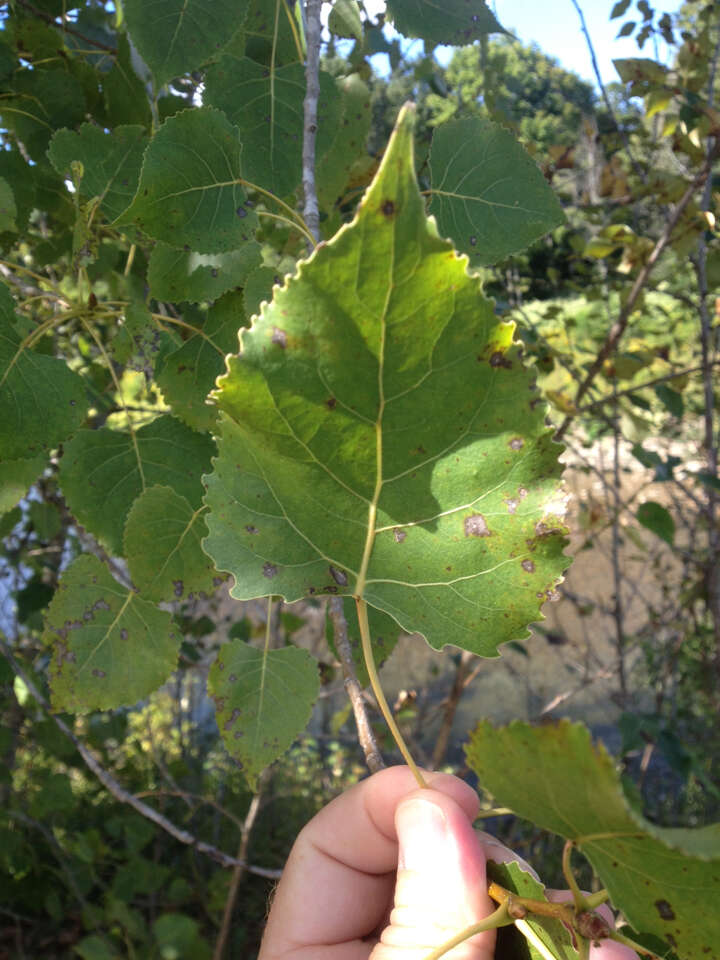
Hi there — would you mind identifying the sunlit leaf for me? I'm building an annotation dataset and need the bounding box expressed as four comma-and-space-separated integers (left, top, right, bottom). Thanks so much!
203, 105, 567, 657
466, 719, 720, 959
429, 117, 564, 265
0, 456, 44, 515
45, 555, 179, 712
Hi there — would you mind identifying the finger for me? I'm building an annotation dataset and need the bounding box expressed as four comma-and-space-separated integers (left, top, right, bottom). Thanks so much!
370, 790, 495, 960
259, 766, 478, 960
474, 830, 541, 882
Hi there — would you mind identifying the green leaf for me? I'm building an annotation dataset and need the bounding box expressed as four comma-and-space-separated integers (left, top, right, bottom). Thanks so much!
147, 240, 262, 304
0, 283, 88, 459
59, 415, 215, 555
123, 0, 245, 87
3, 68, 85, 162
103, 34, 153, 129
203, 105, 567, 657
692, 470, 720, 492
327, 598, 400, 687
124, 485, 216, 603
48, 124, 148, 223
386, 0, 506, 46
243, 265, 280, 318
123, 107, 258, 253
654, 384, 683, 418
0, 178, 17, 232
209, 638, 319, 789
488, 861, 579, 960
616, 20, 636, 38
329, 0, 363, 40
0, 456, 45, 515
429, 117, 564, 265
242, 0, 303, 66
156, 292, 245, 431
205, 57, 341, 197
610, 0, 632, 17
317, 74, 372, 217
636, 500, 674, 546
45, 554, 179, 713
466, 720, 720, 959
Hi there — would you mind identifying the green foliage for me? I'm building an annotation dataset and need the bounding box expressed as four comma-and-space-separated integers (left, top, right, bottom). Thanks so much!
0, 1, 718, 956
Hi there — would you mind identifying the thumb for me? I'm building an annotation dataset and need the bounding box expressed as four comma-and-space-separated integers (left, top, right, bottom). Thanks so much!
371, 790, 496, 960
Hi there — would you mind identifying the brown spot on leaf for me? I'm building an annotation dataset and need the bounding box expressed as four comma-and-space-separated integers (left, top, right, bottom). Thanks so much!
271, 327, 287, 348
381, 199, 395, 216
120, 629, 128, 641
490, 351, 512, 369
393, 528, 407, 543
92, 668, 105, 678
464, 514, 490, 537
326, 397, 337, 410
245, 524, 259, 534
262, 562, 278, 579
655, 900, 675, 921
329, 565, 348, 586
173, 580, 184, 598
506, 498, 518, 514
509, 436, 524, 450
521, 559, 535, 573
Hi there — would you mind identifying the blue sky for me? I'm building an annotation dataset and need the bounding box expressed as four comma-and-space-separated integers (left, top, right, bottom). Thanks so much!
365, 0, 683, 87
490, 0, 680, 86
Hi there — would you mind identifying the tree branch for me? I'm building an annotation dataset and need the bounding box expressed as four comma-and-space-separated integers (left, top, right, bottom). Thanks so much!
555, 150, 719, 442
0, 635, 281, 880
302, 0, 323, 245
328, 597, 385, 773
431, 650, 474, 770
15, 0, 117, 53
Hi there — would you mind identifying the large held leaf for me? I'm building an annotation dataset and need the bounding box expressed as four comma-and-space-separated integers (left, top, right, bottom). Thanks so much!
205, 57, 341, 197
0, 283, 88, 459
429, 117, 565, 266
156, 292, 245, 432
386, 0, 506, 46
147, 240, 262, 304
466, 720, 720, 959
45, 554, 179, 712
123, 0, 244, 88
59, 415, 215, 556
242, 0, 303, 66
209, 638, 319, 789
0, 456, 45, 515
203, 104, 567, 657
124, 485, 216, 603
48, 124, 147, 223
122, 107, 258, 254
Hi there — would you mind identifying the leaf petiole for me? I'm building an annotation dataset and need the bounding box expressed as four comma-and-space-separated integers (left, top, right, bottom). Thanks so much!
421, 901, 513, 960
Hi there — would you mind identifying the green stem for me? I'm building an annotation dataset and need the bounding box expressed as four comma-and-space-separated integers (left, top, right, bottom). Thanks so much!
421, 902, 513, 960
583, 889, 610, 910
356, 597, 426, 788
562, 841, 590, 912
609, 929, 663, 959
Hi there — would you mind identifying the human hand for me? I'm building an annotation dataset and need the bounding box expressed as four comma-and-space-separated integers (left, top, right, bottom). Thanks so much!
258, 766, 640, 960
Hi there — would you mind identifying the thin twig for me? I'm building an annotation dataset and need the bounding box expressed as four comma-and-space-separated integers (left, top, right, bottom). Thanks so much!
569, 0, 643, 180
328, 597, 385, 773
431, 650, 474, 770
555, 151, 719, 441
577, 361, 720, 412
0, 635, 281, 880
213, 771, 270, 960
302, 0, 323, 245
